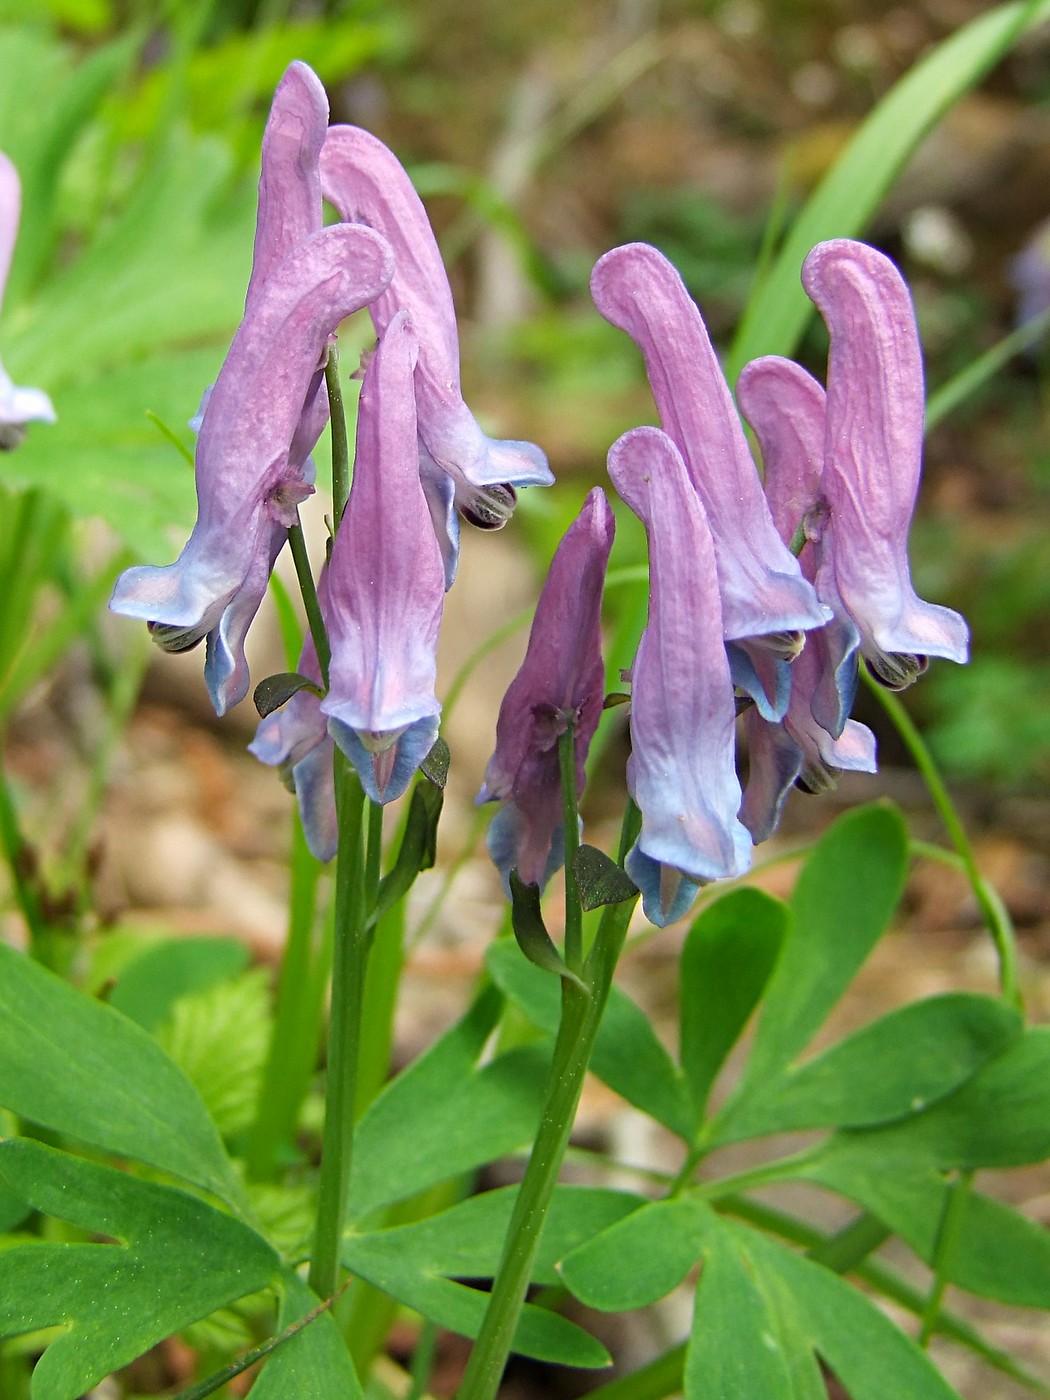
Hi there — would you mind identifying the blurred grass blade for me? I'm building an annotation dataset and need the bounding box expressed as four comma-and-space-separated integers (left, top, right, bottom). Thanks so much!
728, 0, 1050, 379
926, 305, 1050, 430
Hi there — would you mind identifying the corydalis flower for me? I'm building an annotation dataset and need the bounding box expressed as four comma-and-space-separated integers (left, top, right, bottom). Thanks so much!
478, 488, 615, 889
591, 241, 829, 719
0, 151, 55, 449
110, 224, 394, 709
321, 311, 445, 805
737, 356, 876, 841
320, 124, 553, 585
801, 239, 969, 684
608, 426, 751, 927
183, 61, 331, 711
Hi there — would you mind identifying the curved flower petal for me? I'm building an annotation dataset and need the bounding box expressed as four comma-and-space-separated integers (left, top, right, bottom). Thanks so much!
321, 311, 445, 805
0, 152, 55, 443
320, 124, 552, 581
802, 239, 969, 673
111, 224, 395, 712
590, 242, 828, 644
478, 486, 615, 889
608, 426, 751, 926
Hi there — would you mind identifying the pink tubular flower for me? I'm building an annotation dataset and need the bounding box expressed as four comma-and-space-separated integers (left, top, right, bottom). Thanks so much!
478, 487, 615, 889
608, 426, 751, 927
320, 124, 553, 585
590, 242, 829, 715
0, 151, 55, 449
110, 224, 395, 710
321, 311, 445, 805
801, 239, 969, 687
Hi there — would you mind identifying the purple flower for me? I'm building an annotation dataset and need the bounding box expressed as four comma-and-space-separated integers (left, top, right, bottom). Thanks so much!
249, 570, 336, 862
321, 311, 445, 804
608, 426, 751, 927
319, 124, 553, 585
590, 241, 829, 718
478, 487, 615, 889
0, 151, 55, 449
110, 223, 395, 710
801, 239, 969, 686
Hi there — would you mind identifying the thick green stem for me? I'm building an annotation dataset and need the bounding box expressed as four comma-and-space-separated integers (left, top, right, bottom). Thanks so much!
864, 674, 1020, 1006
456, 809, 639, 1400
308, 755, 368, 1299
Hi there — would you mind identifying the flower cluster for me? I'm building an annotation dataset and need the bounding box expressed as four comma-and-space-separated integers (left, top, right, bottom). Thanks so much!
482, 239, 967, 926
109, 62, 550, 840
0, 151, 55, 450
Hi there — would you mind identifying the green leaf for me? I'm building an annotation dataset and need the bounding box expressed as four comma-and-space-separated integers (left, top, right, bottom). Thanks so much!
561, 1198, 707, 1312
0, 1138, 278, 1400
821, 1026, 1050, 1171
344, 1211, 611, 1373
687, 1213, 826, 1400
346, 1185, 640, 1291
154, 969, 272, 1140
732, 1224, 964, 1400
727, 0, 1050, 378
741, 804, 908, 1086
799, 1155, 1050, 1310
249, 1272, 363, 1400
420, 735, 451, 788
713, 994, 1022, 1145
108, 935, 250, 1032
487, 940, 694, 1139
679, 888, 788, 1120
508, 870, 588, 990
0, 940, 245, 1209
572, 844, 638, 911
254, 671, 324, 718
345, 990, 548, 1221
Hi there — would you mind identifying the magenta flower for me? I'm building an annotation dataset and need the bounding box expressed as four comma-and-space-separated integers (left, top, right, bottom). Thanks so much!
801, 239, 969, 687
590, 242, 828, 719
320, 124, 552, 585
478, 488, 615, 889
249, 570, 336, 862
110, 224, 394, 709
0, 151, 55, 449
608, 426, 751, 927
321, 311, 445, 804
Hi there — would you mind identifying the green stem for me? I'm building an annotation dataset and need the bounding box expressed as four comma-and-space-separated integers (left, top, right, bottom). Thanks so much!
864, 673, 1020, 1007
557, 724, 583, 973
366, 799, 384, 911
308, 755, 368, 1299
326, 345, 351, 525
456, 814, 640, 1400
919, 1169, 974, 1347
288, 513, 330, 688
806, 1210, 891, 1272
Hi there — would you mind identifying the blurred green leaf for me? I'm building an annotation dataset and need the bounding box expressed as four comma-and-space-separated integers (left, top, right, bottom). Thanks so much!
155, 968, 272, 1140
0, 939, 244, 1209
108, 935, 250, 1032
679, 888, 788, 1122
0, 1138, 277, 1400
728, 0, 1050, 379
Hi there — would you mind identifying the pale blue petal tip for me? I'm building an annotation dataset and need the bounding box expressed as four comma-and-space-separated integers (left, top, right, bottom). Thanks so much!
625, 845, 701, 928
485, 803, 566, 895
293, 742, 337, 862
728, 645, 791, 721
329, 714, 440, 805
